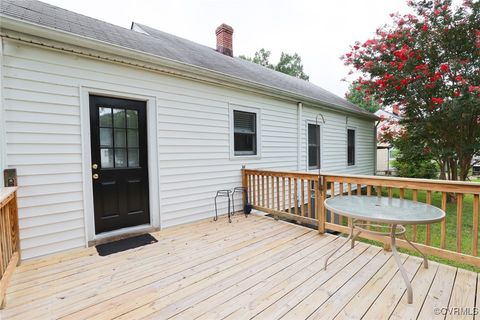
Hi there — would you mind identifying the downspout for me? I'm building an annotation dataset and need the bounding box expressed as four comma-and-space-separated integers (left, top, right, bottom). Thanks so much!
297, 102, 303, 171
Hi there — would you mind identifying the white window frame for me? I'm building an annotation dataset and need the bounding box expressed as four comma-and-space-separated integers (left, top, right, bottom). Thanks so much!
389, 148, 396, 161
229, 104, 261, 160
347, 127, 357, 167
305, 120, 323, 171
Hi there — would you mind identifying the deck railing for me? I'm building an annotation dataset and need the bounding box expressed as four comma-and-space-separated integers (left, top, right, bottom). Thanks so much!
0, 187, 20, 308
242, 169, 480, 267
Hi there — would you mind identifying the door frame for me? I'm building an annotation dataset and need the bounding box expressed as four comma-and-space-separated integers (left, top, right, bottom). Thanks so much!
80, 86, 160, 245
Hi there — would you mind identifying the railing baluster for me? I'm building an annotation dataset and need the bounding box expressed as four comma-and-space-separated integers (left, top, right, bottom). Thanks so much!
4, 208, 11, 264
412, 190, 418, 242
262, 175, 265, 208
473, 195, 479, 256
338, 183, 345, 226
0, 209, 5, 274
399, 188, 404, 199
271, 175, 275, 209
366, 185, 372, 229
376, 186, 382, 197
251, 175, 254, 205
276, 177, 280, 211
345, 183, 353, 228
307, 180, 312, 218
357, 184, 361, 195
457, 194, 463, 253
441, 192, 447, 249
257, 175, 261, 207
288, 178, 291, 213
248, 175, 252, 205
426, 191, 432, 246
282, 177, 286, 211
294, 178, 298, 216
266, 176, 270, 209
301, 179, 305, 217
388, 187, 393, 198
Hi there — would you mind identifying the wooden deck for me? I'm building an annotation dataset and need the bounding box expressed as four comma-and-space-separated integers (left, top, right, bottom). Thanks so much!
2, 214, 478, 319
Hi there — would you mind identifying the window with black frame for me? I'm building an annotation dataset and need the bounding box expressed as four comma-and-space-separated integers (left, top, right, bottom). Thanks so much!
308, 123, 320, 169
233, 110, 257, 156
347, 128, 355, 166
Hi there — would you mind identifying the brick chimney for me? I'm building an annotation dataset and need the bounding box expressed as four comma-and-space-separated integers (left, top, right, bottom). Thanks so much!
215, 23, 234, 57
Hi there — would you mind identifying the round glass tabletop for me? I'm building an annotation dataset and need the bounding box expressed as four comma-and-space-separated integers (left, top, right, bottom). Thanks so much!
324, 196, 445, 225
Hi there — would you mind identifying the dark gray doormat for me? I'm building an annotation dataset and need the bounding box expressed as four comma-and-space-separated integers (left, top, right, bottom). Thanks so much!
96, 234, 158, 256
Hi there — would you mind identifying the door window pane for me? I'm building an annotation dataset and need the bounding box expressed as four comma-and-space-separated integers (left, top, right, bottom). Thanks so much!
99, 107, 112, 127
127, 110, 138, 128
100, 128, 113, 147
127, 129, 139, 148
114, 129, 126, 147
128, 149, 140, 167
113, 109, 126, 128
100, 148, 114, 168
115, 149, 127, 167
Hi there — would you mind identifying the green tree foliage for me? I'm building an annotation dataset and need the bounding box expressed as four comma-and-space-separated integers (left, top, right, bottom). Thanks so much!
239, 49, 310, 80
346, 81, 381, 113
275, 52, 310, 80
239, 48, 274, 69
391, 132, 439, 179
343, 0, 480, 181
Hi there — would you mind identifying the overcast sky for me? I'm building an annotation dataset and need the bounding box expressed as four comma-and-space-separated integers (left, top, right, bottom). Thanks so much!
42, 0, 413, 97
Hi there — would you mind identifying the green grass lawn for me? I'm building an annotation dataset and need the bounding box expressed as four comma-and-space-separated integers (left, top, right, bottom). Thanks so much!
357, 188, 480, 272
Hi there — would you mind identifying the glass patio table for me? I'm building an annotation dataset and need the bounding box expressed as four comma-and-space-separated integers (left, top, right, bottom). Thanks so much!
323, 196, 445, 304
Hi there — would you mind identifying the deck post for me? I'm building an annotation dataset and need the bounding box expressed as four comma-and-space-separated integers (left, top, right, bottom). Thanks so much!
241, 165, 247, 210
317, 176, 325, 234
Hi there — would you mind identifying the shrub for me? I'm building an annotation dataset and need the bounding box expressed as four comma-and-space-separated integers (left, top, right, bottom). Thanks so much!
393, 159, 438, 179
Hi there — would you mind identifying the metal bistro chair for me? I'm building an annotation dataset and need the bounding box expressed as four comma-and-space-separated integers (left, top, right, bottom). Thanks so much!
214, 189, 232, 223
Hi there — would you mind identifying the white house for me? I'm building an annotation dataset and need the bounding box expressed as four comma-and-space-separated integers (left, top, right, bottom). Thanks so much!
375, 108, 401, 175
0, 0, 377, 260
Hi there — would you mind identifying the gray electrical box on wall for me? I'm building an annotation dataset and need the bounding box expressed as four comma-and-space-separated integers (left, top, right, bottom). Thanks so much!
4, 169, 17, 187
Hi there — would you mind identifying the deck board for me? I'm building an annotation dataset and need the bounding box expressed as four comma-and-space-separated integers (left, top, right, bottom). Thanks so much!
1, 214, 478, 320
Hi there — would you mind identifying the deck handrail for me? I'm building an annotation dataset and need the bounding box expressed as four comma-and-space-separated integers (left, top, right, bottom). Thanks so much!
0, 187, 20, 308
242, 168, 480, 267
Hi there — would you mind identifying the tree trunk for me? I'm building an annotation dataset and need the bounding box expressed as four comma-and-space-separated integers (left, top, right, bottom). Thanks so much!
438, 159, 447, 180
447, 158, 458, 203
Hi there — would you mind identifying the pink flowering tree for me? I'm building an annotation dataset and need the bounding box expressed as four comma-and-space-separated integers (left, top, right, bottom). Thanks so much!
343, 0, 480, 180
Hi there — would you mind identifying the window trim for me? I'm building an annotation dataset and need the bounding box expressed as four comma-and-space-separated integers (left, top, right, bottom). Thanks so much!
229, 104, 261, 160
305, 121, 322, 171
347, 127, 356, 167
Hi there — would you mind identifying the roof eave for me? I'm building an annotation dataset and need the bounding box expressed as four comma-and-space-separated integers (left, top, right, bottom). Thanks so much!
0, 15, 377, 121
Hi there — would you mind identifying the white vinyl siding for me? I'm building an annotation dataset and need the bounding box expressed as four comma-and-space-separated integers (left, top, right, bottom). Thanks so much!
1, 39, 374, 259
301, 106, 375, 175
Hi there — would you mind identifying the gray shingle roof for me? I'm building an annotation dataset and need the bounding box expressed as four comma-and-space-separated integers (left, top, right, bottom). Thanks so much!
1, 0, 375, 118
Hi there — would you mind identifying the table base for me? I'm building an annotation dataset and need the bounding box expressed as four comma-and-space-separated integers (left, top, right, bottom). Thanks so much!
323, 220, 428, 304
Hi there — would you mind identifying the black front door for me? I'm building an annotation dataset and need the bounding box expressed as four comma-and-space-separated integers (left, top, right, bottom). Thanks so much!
90, 95, 150, 234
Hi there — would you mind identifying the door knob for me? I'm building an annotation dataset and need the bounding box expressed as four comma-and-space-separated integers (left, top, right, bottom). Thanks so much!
92, 173, 99, 180
92, 163, 98, 170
